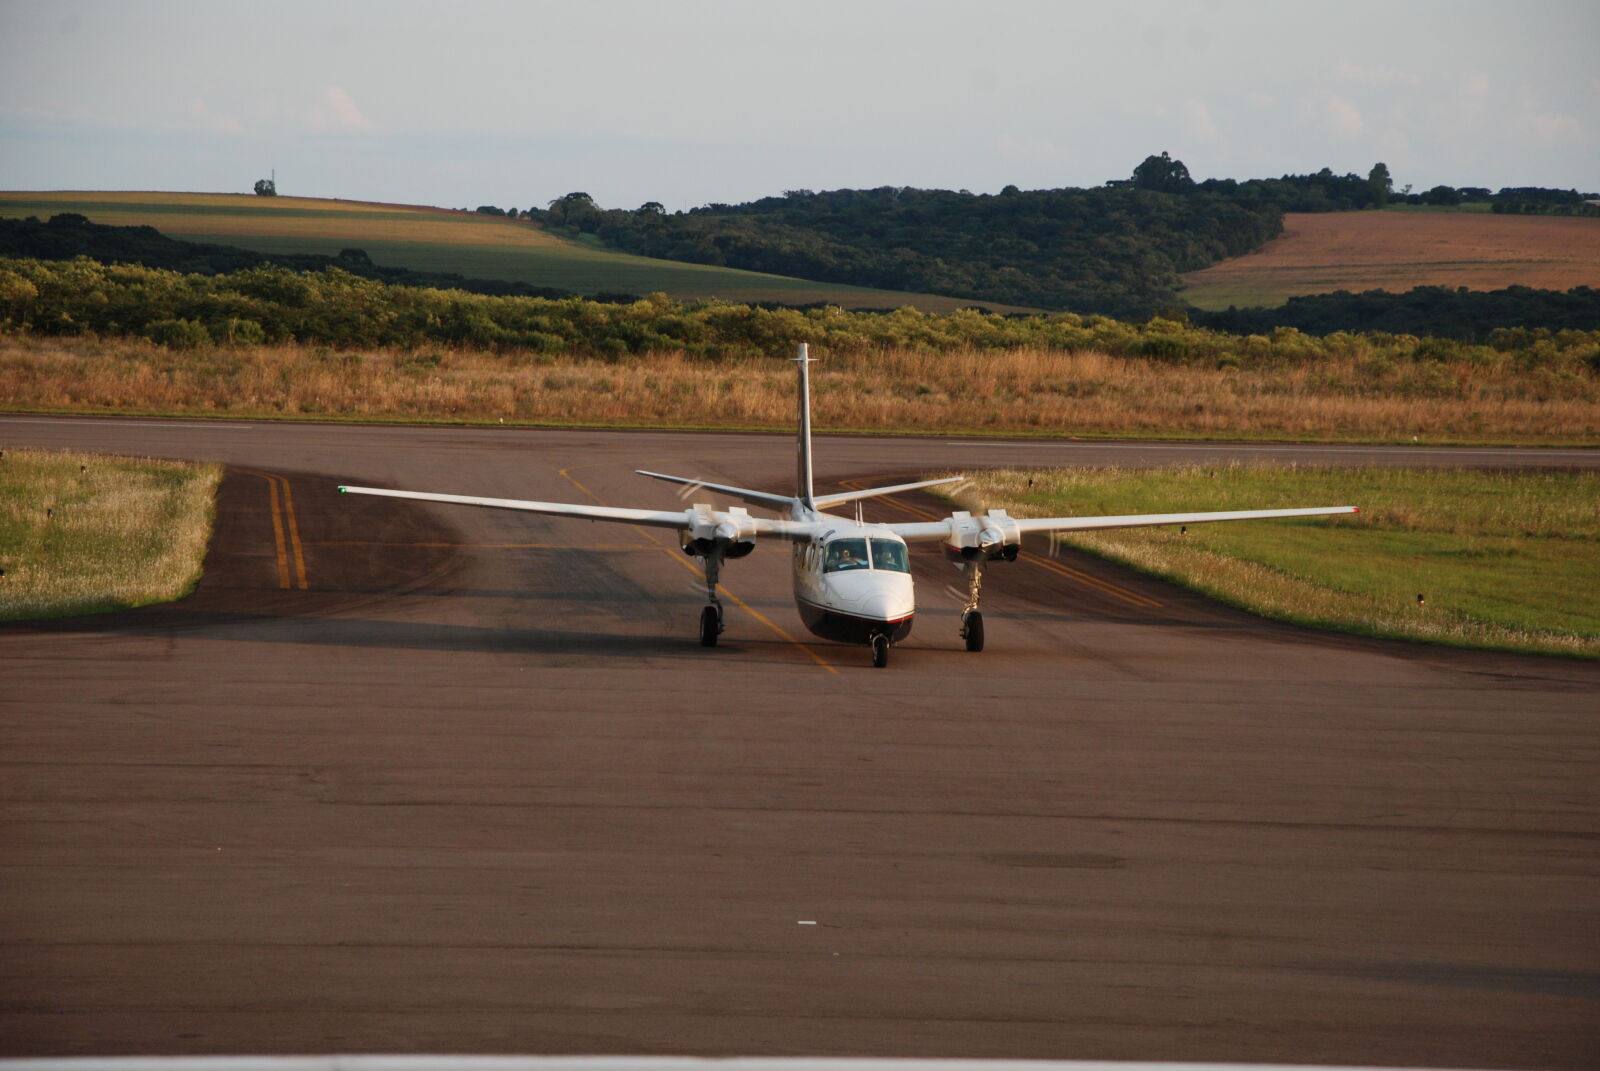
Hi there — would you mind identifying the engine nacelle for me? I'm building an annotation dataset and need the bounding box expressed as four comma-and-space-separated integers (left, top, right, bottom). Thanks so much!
682, 504, 758, 559
944, 509, 1022, 562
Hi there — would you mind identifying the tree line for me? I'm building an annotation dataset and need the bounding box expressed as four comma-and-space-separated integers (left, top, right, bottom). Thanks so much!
4, 254, 1597, 387
1194, 286, 1600, 339
0, 212, 599, 302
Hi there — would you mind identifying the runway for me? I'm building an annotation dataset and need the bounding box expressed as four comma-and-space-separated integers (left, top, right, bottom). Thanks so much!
2, 417, 1597, 1065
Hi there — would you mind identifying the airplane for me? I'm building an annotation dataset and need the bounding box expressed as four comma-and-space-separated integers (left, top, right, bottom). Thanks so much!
340, 343, 1359, 667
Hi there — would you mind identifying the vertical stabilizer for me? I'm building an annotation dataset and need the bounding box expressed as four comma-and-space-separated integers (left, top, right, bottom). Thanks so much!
794, 342, 815, 509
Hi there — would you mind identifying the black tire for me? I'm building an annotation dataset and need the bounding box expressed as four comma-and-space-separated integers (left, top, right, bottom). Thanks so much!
699, 605, 719, 647
963, 611, 985, 652
870, 634, 890, 668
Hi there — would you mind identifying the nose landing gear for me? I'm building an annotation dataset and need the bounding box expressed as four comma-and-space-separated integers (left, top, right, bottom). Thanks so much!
870, 633, 890, 668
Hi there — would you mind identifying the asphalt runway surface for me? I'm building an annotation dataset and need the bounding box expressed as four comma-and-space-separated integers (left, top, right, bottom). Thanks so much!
2, 417, 1597, 1065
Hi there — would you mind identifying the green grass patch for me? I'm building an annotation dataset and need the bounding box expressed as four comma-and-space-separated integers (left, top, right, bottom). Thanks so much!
0, 449, 222, 621
948, 465, 1600, 658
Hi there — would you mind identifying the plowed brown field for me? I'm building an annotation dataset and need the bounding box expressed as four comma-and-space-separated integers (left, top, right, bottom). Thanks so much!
1181, 210, 1600, 309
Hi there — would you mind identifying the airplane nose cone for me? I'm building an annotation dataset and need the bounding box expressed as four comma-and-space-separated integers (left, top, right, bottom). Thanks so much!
858, 584, 913, 624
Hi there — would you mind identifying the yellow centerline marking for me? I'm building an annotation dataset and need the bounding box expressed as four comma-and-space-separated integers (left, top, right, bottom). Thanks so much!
558, 464, 837, 675
232, 468, 311, 591
838, 475, 1163, 610
233, 468, 290, 589
277, 475, 310, 590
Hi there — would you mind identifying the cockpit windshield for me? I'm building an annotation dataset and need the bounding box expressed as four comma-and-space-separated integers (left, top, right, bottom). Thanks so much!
823, 538, 870, 572
869, 538, 909, 573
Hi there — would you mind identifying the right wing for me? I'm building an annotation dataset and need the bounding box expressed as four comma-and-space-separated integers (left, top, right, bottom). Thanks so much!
338, 485, 822, 541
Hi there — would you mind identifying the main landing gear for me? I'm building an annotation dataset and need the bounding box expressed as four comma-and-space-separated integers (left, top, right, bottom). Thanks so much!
959, 561, 986, 653
700, 604, 723, 647
696, 542, 727, 647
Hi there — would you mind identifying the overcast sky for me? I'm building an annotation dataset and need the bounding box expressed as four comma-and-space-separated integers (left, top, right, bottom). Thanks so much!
2, 0, 1594, 211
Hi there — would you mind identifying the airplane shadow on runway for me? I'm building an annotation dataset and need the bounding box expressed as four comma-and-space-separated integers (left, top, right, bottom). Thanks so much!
2, 602, 809, 661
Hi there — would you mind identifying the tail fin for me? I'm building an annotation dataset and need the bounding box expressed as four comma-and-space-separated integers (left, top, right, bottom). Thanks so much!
794, 342, 815, 509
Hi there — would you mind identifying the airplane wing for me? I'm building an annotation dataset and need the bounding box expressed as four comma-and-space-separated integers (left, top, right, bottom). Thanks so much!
884, 505, 1359, 545
1012, 505, 1360, 534
337, 485, 823, 540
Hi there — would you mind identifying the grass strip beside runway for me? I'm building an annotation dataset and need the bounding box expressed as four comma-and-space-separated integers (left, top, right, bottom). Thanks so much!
949, 464, 1600, 658
0, 449, 221, 621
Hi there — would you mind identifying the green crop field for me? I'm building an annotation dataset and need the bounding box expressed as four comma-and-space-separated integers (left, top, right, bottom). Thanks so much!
0, 191, 1034, 312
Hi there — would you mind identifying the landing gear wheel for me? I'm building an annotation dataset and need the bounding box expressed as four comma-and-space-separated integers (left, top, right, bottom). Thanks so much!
962, 610, 985, 653
870, 634, 890, 668
699, 605, 721, 647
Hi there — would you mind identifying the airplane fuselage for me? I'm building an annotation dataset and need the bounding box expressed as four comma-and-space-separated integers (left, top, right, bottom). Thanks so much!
789, 507, 916, 645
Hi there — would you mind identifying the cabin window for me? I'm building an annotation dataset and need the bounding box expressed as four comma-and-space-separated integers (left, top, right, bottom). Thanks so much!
823, 538, 870, 572
870, 538, 909, 573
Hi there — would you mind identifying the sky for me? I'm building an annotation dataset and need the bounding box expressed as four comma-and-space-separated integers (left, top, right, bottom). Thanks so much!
1, 0, 1595, 212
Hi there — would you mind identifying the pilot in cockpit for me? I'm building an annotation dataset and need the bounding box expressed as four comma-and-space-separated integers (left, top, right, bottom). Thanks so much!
826, 541, 870, 571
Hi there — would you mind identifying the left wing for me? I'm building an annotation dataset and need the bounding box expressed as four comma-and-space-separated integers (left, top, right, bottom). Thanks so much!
884, 505, 1359, 558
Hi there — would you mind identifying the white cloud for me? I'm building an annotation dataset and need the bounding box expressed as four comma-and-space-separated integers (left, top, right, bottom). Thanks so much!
1334, 61, 1421, 87
186, 98, 242, 135
1326, 94, 1364, 137
1528, 113, 1583, 141
1463, 72, 1490, 96
310, 86, 373, 132
1182, 99, 1217, 140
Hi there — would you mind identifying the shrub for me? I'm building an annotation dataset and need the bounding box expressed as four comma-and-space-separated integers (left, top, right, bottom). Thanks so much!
143, 318, 212, 349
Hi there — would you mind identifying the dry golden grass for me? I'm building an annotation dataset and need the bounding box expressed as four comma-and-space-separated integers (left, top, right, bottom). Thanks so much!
2, 335, 1596, 444
1182, 211, 1600, 309
0, 449, 222, 621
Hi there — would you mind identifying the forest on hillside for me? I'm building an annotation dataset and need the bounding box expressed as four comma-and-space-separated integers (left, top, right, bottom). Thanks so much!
533, 182, 1280, 317
523, 155, 1598, 317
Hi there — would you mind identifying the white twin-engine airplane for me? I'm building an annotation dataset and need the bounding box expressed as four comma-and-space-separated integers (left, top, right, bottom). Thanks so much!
340, 343, 1359, 667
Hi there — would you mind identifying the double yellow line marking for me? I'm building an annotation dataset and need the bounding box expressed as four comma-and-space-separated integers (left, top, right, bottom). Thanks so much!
559, 466, 838, 674
837, 475, 1162, 611
234, 468, 309, 590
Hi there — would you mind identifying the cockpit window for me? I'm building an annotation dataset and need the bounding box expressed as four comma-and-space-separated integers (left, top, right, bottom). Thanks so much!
823, 538, 870, 572
870, 538, 909, 573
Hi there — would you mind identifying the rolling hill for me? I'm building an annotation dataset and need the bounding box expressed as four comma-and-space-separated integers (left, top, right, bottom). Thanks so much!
0, 191, 1038, 314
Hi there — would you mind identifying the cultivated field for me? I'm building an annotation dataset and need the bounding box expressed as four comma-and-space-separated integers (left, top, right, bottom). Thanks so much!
0, 448, 221, 621
0, 191, 1033, 313
1181, 210, 1600, 309
951, 464, 1600, 658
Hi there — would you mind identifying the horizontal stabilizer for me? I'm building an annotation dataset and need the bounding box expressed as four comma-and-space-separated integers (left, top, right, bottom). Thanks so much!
812, 476, 965, 511
634, 470, 796, 510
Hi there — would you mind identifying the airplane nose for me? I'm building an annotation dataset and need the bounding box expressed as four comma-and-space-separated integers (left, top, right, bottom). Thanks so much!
859, 585, 912, 623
